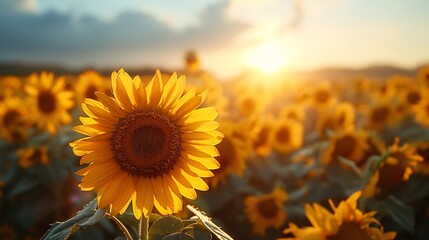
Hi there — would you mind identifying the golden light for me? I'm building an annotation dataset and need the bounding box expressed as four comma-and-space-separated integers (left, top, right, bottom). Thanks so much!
245, 39, 289, 74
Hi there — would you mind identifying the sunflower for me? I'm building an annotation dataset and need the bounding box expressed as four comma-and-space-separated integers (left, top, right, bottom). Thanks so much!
71, 69, 222, 219
17, 146, 50, 169
1, 75, 22, 94
401, 87, 425, 107
271, 119, 303, 154
322, 130, 369, 165
363, 138, 423, 197
0, 97, 29, 142
417, 65, 429, 88
253, 119, 275, 157
75, 70, 109, 104
413, 96, 429, 126
413, 142, 429, 175
236, 93, 263, 118
279, 104, 305, 123
280, 191, 396, 240
184, 50, 200, 73
317, 102, 355, 137
207, 120, 247, 188
24, 72, 74, 134
311, 83, 336, 109
364, 104, 394, 130
245, 187, 288, 236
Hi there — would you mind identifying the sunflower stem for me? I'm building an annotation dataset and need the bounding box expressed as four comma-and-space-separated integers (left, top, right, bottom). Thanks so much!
139, 215, 149, 240
106, 213, 133, 240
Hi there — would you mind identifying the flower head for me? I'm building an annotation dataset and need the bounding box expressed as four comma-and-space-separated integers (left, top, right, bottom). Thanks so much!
24, 72, 74, 134
71, 69, 222, 219
245, 187, 288, 236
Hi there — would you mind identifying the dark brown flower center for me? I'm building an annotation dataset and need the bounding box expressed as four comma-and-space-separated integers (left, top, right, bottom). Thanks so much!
406, 91, 421, 105
276, 126, 291, 143
37, 91, 56, 113
112, 110, 181, 177
84, 84, 98, 100
371, 106, 389, 123
332, 135, 357, 161
3, 110, 20, 127
315, 90, 330, 103
328, 222, 370, 240
256, 198, 279, 218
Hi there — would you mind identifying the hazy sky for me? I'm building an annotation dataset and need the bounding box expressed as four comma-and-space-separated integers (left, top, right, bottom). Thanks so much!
1, 0, 428, 78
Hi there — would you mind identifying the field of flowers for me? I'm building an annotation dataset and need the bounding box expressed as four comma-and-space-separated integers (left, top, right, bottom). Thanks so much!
1, 56, 429, 240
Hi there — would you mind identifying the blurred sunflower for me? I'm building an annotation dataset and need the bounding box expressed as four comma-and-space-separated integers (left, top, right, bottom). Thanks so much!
386, 75, 415, 92
364, 104, 394, 130
253, 119, 275, 157
413, 142, 429, 175
1, 75, 22, 95
0, 97, 28, 143
279, 104, 305, 123
207, 120, 247, 188
24, 72, 74, 134
311, 83, 336, 109
400, 86, 425, 107
317, 102, 355, 137
71, 69, 222, 219
236, 93, 263, 118
184, 50, 200, 73
245, 187, 288, 236
372, 81, 396, 103
359, 134, 386, 167
363, 138, 423, 198
413, 96, 429, 126
281, 191, 396, 240
417, 65, 429, 87
323, 130, 369, 165
271, 119, 303, 154
75, 70, 109, 103
17, 145, 50, 169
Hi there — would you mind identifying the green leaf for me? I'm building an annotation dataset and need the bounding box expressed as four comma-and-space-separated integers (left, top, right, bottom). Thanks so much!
183, 223, 212, 240
41, 198, 108, 240
9, 177, 39, 197
148, 216, 184, 240
384, 195, 415, 232
162, 232, 194, 240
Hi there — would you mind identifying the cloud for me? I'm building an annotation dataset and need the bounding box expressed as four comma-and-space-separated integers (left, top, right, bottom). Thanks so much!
0, 0, 38, 13
0, 1, 248, 68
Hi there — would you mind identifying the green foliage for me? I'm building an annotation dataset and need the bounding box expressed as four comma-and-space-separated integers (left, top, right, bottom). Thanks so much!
42, 199, 108, 240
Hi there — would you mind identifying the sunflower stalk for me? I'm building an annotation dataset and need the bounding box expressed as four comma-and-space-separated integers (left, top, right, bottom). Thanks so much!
106, 213, 133, 240
139, 215, 149, 240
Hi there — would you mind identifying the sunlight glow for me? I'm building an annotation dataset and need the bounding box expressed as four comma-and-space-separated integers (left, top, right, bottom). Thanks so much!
245, 40, 289, 74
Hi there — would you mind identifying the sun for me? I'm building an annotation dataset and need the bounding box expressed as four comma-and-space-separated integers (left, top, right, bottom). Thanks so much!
245, 39, 289, 74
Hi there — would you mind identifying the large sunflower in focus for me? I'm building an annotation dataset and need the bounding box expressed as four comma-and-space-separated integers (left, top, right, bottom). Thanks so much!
25, 72, 74, 134
71, 69, 222, 219
245, 187, 288, 236
280, 191, 396, 240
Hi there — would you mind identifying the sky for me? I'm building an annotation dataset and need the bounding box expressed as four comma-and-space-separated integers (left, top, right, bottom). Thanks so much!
1, 0, 428, 78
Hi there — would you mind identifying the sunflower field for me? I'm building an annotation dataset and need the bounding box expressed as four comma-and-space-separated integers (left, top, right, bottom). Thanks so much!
1, 53, 429, 240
